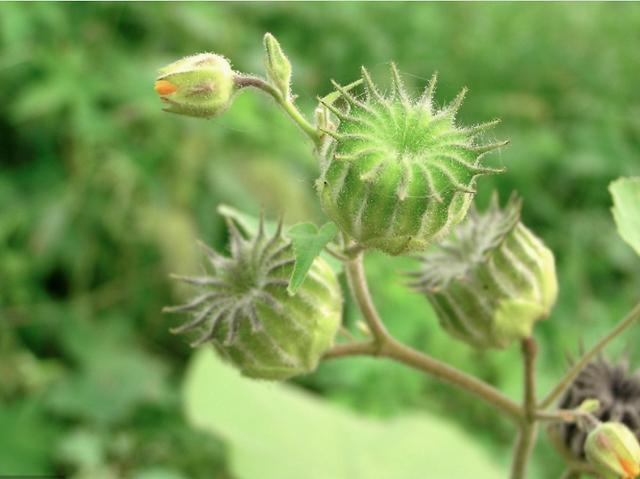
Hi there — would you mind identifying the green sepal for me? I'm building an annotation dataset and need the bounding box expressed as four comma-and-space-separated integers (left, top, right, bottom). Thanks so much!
320, 79, 363, 106
263, 33, 292, 100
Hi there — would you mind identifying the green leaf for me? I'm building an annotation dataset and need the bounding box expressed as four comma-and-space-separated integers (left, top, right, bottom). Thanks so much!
610, 177, 640, 256
183, 349, 503, 479
287, 221, 338, 295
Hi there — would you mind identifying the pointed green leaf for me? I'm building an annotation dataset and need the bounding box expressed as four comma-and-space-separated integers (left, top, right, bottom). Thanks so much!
287, 221, 338, 295
610, 177, 640, 257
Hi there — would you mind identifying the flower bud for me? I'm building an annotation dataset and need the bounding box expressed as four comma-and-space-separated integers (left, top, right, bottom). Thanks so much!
409, 193, 557, 349
317, 64, 506, 255
263, 33, 292, 100
155, 53, 236, 118
585, 422, 640, 479
164, 212, 342, 380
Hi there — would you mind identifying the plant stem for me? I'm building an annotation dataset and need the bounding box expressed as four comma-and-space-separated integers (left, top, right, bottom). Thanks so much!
381, 336, 523, 422
234, 74, 322, 147
328, 252, 524, 423
510, 338, 539, 479
510, 426, 538, 479
344, 254, 389, 346
534, 410, 586, 423
323, 341, 377, 359
540, 300, 640, 409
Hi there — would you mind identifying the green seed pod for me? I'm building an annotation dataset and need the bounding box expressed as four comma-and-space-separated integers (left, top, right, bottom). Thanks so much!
409, 193, 557, 349
164, 213, 342, 380
155, 53, 236, 118
585, 422, 640, 479
317, 64, 506, 255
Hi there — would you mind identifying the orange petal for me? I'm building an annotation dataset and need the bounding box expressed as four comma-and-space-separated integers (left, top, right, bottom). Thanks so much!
155, 80, 178, 96
618, 456, 640, 478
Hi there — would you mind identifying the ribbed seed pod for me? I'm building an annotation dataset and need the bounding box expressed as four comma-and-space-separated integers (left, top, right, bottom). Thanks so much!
409, 193, 557, 349
317, 64, 506, 256
550, 359, 640, 461
164, 213, 342, 380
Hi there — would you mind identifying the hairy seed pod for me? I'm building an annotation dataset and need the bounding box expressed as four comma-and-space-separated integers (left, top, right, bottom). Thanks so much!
316, 64, 506, 255
155, 53, 236, 118
585, 422, 640, 479
164, 212, 342, 380
409, 193, 557, 349
551, 358, 640, 461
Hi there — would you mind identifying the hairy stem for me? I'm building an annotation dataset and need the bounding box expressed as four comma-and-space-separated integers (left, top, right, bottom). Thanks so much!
540, 300, 640, 409
327, 252, 524, 423
510, 338, 539, 479
234, 74, 322, 147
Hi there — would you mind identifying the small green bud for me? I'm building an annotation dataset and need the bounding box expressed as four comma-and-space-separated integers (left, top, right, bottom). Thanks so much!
585, 422, 640, 479
155, 53, 236, 118
317, 64, 506, 255
263, 33, 292, 100
410, 193, 557, 349
164, 212, 342, 380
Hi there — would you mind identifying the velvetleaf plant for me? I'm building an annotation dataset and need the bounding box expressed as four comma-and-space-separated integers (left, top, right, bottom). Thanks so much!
157, 34, 640, 478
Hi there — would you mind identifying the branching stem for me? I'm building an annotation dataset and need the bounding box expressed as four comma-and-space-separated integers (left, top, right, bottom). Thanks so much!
325, 252, 524, 423
234, 74, 322, 148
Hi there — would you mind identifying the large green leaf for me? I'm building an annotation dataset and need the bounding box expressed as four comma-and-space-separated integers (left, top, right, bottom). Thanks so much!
183, 349, 503, 479
610, 177, 640, 257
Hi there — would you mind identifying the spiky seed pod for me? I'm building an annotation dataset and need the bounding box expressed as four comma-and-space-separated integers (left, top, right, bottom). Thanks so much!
409, 193, 558, 349
155, 53, 236, 118
164, 213, 342, 380
551, 359, 640, 461
316, 64, 506, 256
585, 422, 640, 479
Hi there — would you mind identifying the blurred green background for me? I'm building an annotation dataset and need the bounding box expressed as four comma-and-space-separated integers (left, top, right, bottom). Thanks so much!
1, 3, 639, 478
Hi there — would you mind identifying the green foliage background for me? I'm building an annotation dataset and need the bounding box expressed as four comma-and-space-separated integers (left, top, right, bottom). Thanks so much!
1, 3, 639, 478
